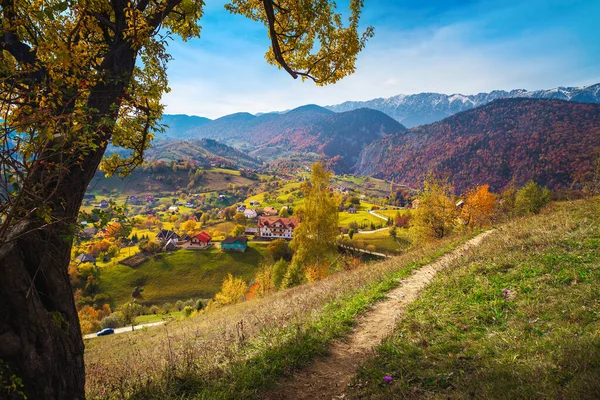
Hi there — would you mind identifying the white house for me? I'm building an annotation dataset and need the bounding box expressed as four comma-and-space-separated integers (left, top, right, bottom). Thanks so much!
257, 217, 298, 240
244, 208, 258, 219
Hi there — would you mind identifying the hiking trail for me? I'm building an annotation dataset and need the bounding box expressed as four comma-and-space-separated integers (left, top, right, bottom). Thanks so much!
266, 230, 495, 400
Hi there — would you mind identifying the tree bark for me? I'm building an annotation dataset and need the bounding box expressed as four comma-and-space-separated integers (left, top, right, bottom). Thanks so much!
0, 41, 135, 399
0, 142, 113, 399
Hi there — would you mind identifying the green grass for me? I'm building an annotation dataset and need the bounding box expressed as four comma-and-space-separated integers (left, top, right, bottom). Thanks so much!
174, 236, 474, 399
98, 243, 270, 306
338, 210, 385, 228
373, 208, 410, 218
85, 224, 476, 399
351, 229, 412, 254
210, 167, 241, 176
351, 197, 600, 399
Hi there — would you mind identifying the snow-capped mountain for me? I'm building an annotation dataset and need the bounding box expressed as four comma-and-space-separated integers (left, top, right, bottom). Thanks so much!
325, 83, 600, 128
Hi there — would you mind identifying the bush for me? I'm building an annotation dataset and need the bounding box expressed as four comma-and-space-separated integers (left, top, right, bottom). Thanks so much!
272, 258, 288, 289
515, 181, 551, 216
281, 260, 305, 289
100, 312, 125, 329
196, 299, 204, 311
267, 239, 292, 261
183, 306, 194, 317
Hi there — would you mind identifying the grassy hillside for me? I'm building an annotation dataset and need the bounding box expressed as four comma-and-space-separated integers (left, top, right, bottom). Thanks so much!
85, 230, 477, 398
98, 243, 269, 306
351, 197, 600, 399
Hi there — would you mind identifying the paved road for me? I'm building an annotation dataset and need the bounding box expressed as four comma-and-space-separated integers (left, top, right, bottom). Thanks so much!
368, 210, 389, 221
357, 226, 389, 235
84, 321, 166, 339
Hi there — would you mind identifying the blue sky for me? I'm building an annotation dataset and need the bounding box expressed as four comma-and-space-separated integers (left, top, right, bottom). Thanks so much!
161, 0, 600, 118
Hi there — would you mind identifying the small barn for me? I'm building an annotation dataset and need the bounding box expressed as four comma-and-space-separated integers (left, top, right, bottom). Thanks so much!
75, 253, 96, 264
221, 236, 248, 253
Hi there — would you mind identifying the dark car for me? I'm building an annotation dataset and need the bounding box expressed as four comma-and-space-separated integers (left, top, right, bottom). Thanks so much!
96, 328, 115, 337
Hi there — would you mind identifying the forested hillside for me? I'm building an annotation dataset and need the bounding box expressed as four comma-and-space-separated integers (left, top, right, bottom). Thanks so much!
144, 138, 261, 169
159, 105, 405, 170
355, 99, 600, 192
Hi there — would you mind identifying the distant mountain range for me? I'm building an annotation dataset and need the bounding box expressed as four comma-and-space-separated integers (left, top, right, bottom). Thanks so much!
354, 98, 600, 192
158, 105, 405, 170
153, 83, 600, 190
325, 83, 600, 127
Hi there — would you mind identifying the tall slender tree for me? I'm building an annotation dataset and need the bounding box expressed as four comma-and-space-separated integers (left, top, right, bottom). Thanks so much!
291, 162, 340, 268
0, 1, 372, 397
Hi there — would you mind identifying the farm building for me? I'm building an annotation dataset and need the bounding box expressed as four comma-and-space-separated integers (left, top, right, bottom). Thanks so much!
221, 236, 248, 252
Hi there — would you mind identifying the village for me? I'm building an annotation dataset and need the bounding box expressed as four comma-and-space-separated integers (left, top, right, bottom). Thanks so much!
70, 166, 416, 333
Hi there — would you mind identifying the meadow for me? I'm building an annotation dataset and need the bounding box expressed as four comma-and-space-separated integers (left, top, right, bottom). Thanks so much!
84, 198, 599, 399
84, 229, 479, 398
98, 243, 270, 306
351, 197, 600, 399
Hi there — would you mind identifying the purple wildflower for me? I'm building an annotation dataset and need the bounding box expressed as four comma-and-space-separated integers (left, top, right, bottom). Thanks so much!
384, 375, 393, 383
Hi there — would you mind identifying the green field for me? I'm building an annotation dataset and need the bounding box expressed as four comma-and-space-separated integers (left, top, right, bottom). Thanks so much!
372, 208, 410, 218
338, 210, 385, 228
243, 181, 304, 208
350, 229, 411, 254
98, 243, 270, 306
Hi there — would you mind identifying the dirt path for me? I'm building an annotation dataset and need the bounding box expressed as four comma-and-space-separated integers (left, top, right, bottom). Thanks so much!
265, 230, 495, 400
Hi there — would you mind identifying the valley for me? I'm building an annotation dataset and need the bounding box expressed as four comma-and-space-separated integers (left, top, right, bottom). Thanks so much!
3, 2, 599, 399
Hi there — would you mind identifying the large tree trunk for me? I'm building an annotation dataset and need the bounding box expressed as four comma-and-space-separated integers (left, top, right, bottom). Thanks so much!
0, 42, 136, 398
0, 223, 86, 399
0, 143, 110, 398
0, 161, 98, 399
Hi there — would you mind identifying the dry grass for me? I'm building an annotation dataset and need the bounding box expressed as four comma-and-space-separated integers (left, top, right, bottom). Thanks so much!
351, 197, 600, 399
85, 233, 473, 399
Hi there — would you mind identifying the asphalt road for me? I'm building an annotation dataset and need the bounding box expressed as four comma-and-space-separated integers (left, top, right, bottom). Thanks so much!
84, 321, 166, 339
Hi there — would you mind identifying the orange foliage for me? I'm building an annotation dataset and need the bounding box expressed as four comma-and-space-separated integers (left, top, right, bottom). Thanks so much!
305, 263, 330, 283
462, 184, 498, 228
87, 240, 111, 257
78, 304, 112, 334
245, 282, 261, 301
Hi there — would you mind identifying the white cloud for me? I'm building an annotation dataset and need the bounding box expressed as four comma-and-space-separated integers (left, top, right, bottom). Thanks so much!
162, 15, 597, 118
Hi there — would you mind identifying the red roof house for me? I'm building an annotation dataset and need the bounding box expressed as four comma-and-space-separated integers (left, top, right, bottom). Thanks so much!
190, 231, 212, 248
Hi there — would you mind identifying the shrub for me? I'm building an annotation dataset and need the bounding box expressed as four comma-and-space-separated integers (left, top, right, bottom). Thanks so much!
100, 313, 125, 329
515, 181, 551, 216
183, 306, 194, 317
267, 239, 292, 261
214, 273, 248, 306
272, 258, 289, 289
281, 260, 305, 289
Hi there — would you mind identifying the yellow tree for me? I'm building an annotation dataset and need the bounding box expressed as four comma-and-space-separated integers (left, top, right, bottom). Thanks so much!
461, 184, 498, 228
214, 273, 248, 306
411, 175, 456, 240
182, 219, 197, 233
287, 162, 339, 286
0, 1, 372, 397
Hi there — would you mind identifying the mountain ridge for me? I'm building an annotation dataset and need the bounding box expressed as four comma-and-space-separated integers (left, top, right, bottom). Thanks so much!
325, 83, 600, 127
354, 98, 600, 192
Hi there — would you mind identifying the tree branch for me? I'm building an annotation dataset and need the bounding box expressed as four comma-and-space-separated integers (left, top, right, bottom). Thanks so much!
261, 0, 318, 83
